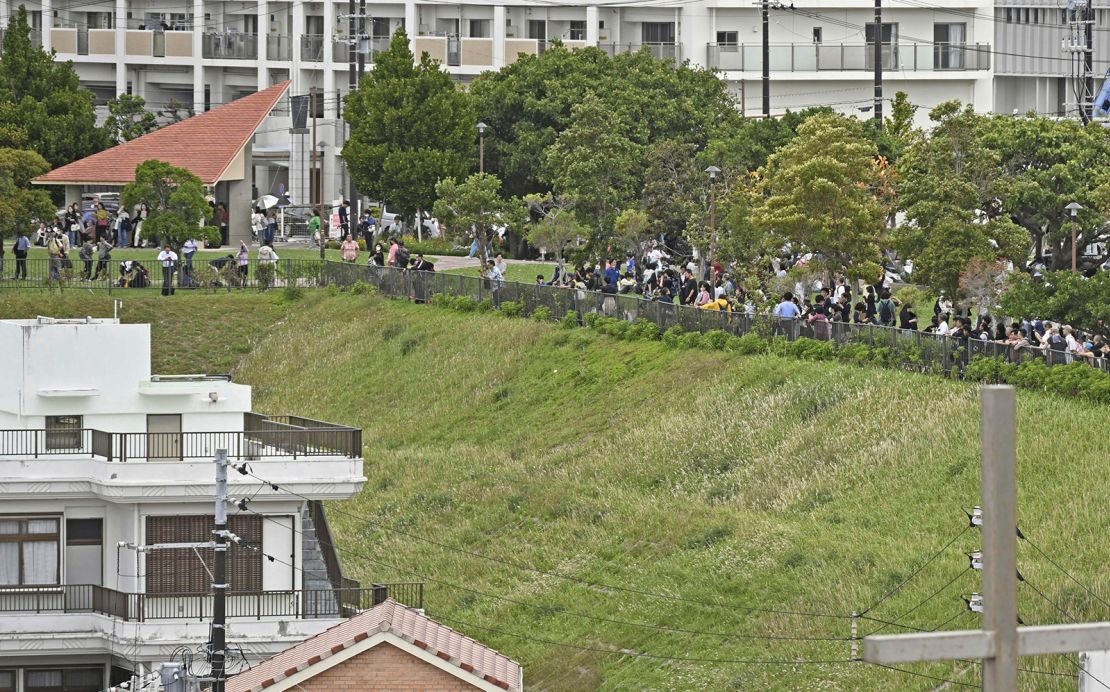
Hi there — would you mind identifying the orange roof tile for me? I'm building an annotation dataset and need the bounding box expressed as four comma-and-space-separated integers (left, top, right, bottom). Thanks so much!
226, 600, 522, 692
34, 81, 291, 187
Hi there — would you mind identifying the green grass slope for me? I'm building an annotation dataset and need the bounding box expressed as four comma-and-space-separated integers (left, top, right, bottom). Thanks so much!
6, 291, 1107, 690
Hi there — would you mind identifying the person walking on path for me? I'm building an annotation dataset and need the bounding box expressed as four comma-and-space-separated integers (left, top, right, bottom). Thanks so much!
237, 241, 249, 282
307, 210, 322, 248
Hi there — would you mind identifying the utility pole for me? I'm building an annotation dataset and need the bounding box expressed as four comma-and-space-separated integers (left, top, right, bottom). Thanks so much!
210, 449, 229, 692
347, 0, 357, 215
312, 90, 325, 260
761, 0, 770, 117
873, 0, 883, 124
1084, 3, 1094, 124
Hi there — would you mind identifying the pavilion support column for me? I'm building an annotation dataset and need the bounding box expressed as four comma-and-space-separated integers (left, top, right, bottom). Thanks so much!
226, 143, 254, 248
193, 0, 205, 112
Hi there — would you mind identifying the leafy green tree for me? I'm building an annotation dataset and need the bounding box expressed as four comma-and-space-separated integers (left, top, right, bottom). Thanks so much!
703, 107, 832, 175
0, 6, 107, 166
894, 102, 1026, 297
1000, 270, 1110, 333
756, 113, 886, 281
613, 207, 653, 254
469, 44, 738, 198
0, 147, 54, 242
433, 173, 524, 265
543, 93, 640, 255
157, 97, 194, 126
122, 160, 215, 251
343, 28, 473, 222
979, 113, 1110, 270
641, 140, 699, 241
524, 193, 584, 263
105, 93, 158, 143
874, 90, 919, 162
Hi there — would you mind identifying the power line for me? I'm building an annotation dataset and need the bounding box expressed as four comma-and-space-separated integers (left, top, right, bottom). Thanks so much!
864, 567, 972, 636
1020, 529, 1110, 613
1021, 574, 1110, 691
233, 466, 851, 620
859, 524, 970, 615
236, 504, 852, 644
863, 661, 978, 688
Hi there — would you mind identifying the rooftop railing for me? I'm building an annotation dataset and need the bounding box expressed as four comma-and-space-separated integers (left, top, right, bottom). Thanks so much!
706, 42, 992, 72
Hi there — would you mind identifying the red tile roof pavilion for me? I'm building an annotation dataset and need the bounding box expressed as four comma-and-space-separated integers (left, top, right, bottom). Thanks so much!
34, 81, 291, 187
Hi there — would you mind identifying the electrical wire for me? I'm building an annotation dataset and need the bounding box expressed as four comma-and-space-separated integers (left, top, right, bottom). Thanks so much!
863, 661, 978, 688
236, 504, 853, 643
1021, 575, 1110, 691
1020, 530, 1110, 613
864, 567, 972, 636
234, 466, 852, 620
858, 524, 970, 615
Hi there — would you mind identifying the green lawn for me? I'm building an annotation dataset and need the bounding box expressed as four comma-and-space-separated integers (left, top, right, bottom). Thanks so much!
3, 291, 1103, 690
443, 262, 558, 283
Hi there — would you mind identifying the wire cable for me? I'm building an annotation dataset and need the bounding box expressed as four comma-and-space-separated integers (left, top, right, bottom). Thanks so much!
863, 661, 978, 688
1021, 575, 1110, 691
865, 567, 972, 636
235, 467, 851, 620
859, 525, 970, 615
1020, 530, 1110, 612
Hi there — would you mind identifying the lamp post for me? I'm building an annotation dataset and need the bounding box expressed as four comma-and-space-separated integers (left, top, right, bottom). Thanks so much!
705, 165, 721, 281
477, 121, 487, 174
1065, 201, 1083, 272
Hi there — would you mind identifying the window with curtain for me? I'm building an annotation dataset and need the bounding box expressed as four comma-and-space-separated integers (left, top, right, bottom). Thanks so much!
934, 23, 966, 69
25, 668, 102, 692
0, 517, 60, 585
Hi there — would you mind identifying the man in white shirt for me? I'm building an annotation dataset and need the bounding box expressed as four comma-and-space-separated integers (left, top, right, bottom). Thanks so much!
157, 245, 178, 296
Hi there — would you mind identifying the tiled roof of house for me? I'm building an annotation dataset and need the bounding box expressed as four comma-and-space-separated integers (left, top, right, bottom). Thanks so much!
34, 81, 291, 186
225, 599, 522, 692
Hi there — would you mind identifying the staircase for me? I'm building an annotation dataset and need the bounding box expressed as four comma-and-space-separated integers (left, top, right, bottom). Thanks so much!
301, 507, 340, 617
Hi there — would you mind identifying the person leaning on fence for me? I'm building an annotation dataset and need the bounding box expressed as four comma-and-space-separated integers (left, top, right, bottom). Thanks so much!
369, 243, 385, 267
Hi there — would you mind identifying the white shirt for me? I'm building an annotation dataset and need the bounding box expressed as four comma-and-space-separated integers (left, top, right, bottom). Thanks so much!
258, 245, 279, 263
936, 321, 950, 336
183, 239, 198, 254
157, 249, 178, 267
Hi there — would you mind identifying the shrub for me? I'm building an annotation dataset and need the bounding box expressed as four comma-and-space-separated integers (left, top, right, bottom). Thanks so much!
964, 356, 1005, 383
729, 333, 765, 355
702, 330, 730, 350
583, 312, 601, 328
787, 337, 834, 361
279, 285, 304, 302
678, 331, 705, 349
836, 343, 872, 366
454, 296, 478, 312
477, 298, 494, 312
561, 311, 580, 329
500, 301, 525, 318
349, 280, 374, 296
628, 318, 660, 341
1008, 359, 1049, 390
662, 325, 686, 348
532, 306, 553, 322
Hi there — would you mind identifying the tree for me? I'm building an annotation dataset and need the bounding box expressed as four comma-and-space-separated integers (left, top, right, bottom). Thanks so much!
640, 140, 700, 241
157, 97, 194, 126
343, 28, 473, 221
703, 107, 833, 175
543, 93, 640, 255
525, 193, 584, 263
958, 257, 1009, 317
756, 113, 886, 281
894, 101, 1027, 296
105, 93, 158, 143
433, 173, 524, 265
613, 208, 653, 255
0, 147, 54, 242
121, 160, 215, 251
0, 6, 107, 166
979, 114, 1110, 271
999, 270, 1110, 333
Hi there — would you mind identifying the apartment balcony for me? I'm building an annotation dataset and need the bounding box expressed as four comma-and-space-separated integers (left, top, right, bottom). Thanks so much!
0, 582, 423, 622
301, 35, 390, 63
0, 413, 364, 501
267, 34, 292, 60
706, 42, 991, 72
598, 41, 681, 63
202, 31, 258, 59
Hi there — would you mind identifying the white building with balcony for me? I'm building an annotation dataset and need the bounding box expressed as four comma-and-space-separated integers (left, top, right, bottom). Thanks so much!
0, 317, 409, 692
0, 0, 1081, 207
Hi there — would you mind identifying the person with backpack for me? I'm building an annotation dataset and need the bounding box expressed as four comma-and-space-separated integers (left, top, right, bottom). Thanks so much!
12, 231, 30, 279
94, 237, 113, 280
47, 231, 66, 280
79, 238, 95, 280
876, 290, 898, 327
394, 239, 411, 269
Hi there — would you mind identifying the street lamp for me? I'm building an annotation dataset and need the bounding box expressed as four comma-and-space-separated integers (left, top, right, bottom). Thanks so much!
477, 122, 487, 174
1065, 201, 1083, 272
705, 166, 721, 280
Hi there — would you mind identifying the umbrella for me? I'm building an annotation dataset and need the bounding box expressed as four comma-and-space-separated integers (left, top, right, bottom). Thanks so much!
256, 195, 279, 210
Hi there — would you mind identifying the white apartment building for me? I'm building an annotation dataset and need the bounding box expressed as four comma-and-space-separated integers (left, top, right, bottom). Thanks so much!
0, 317, 409, 692
0, 0, 1091, 205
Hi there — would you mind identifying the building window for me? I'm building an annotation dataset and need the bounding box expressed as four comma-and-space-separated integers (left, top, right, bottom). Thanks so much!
45, 415, 82, 451
468, 19, 490, 38
372, 17, 390, 38
25, 668, 103, 692
716, 30, 738, 45
812, 26, 823, 43
642, 21, 675, 44
0, 517, 60, 586
569, 20, 586, 40
145, 515, 262, 594
934, 23, 966, 68
0, 670, 15, 692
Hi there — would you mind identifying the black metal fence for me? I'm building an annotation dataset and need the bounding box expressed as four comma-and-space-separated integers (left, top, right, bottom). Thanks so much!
335, 264, 1110, 377
0, 584, 423, 621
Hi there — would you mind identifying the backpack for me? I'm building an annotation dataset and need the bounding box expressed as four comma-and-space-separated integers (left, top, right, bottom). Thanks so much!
395, 246, 411, 267
878, 299, 895, 325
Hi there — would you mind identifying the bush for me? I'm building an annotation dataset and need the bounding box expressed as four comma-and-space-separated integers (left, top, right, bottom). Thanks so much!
702, 330, 730, 350
678, 331, 705, 349
728, 333, 765, 355
662, 325, 686, 348
561, 311, 580, 329
787, 337, 834, 361
628, 318, 660, 341
500, 301, 525, 318
477, 298, 494, 313
583, 312, 601, 328
532, 306, 553, 322
836, 343, 872, 366
349, 280, 374, 296
279, 285, 304, 302
325, 240, 341, 250
964, 356, 1006, 383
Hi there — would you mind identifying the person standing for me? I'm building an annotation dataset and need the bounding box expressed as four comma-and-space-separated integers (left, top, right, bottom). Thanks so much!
264, 212, 277, 247
340, 234, 359, 263
251, 207, 266, 242
182, 237, 198, 272
216, 202, 229, 247
115, 207, 131, 249
47, 231, 65, 280
65, 203, 81, 247
79, 237, 95, 280
307, 210, 322, 247
12, 231, 29, 279
157, 244, 178, 296
387, 237, 400, 267
237, 240, 249, 282
338, 200, 350, 236
133, 203, 149, 247
94, 202, 110, 242
94, 236, 112, 280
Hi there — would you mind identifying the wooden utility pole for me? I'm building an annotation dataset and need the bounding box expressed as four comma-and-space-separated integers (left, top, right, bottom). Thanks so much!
864, 386, 1110, 690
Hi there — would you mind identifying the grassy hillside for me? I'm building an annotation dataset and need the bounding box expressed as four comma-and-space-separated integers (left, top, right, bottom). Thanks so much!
6, 291, 1108, 690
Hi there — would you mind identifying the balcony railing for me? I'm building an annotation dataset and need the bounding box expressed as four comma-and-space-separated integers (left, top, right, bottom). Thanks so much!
301, 34, 323, 61
267, 34, 291, 60
598, 41, 681, 62
0, 414, 360, 461
0, 584, 423, 622
706, 42, 991, 72
202, 31, 258, 59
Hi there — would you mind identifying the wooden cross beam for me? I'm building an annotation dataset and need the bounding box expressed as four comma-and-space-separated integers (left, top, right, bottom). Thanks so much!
863, 386, 1110, 691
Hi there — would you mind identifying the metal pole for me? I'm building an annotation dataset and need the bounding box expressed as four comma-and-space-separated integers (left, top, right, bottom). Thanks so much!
1083, 6, 1093, 124
479, 132, 485, 174
873, 0, 883, 123
347, 0, 357, 212
1072, 219, 1078, 272
980, 386, 1018, 692
211, 449, 229, 692
312, 91, 325, 261
761, 0, 769, 117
